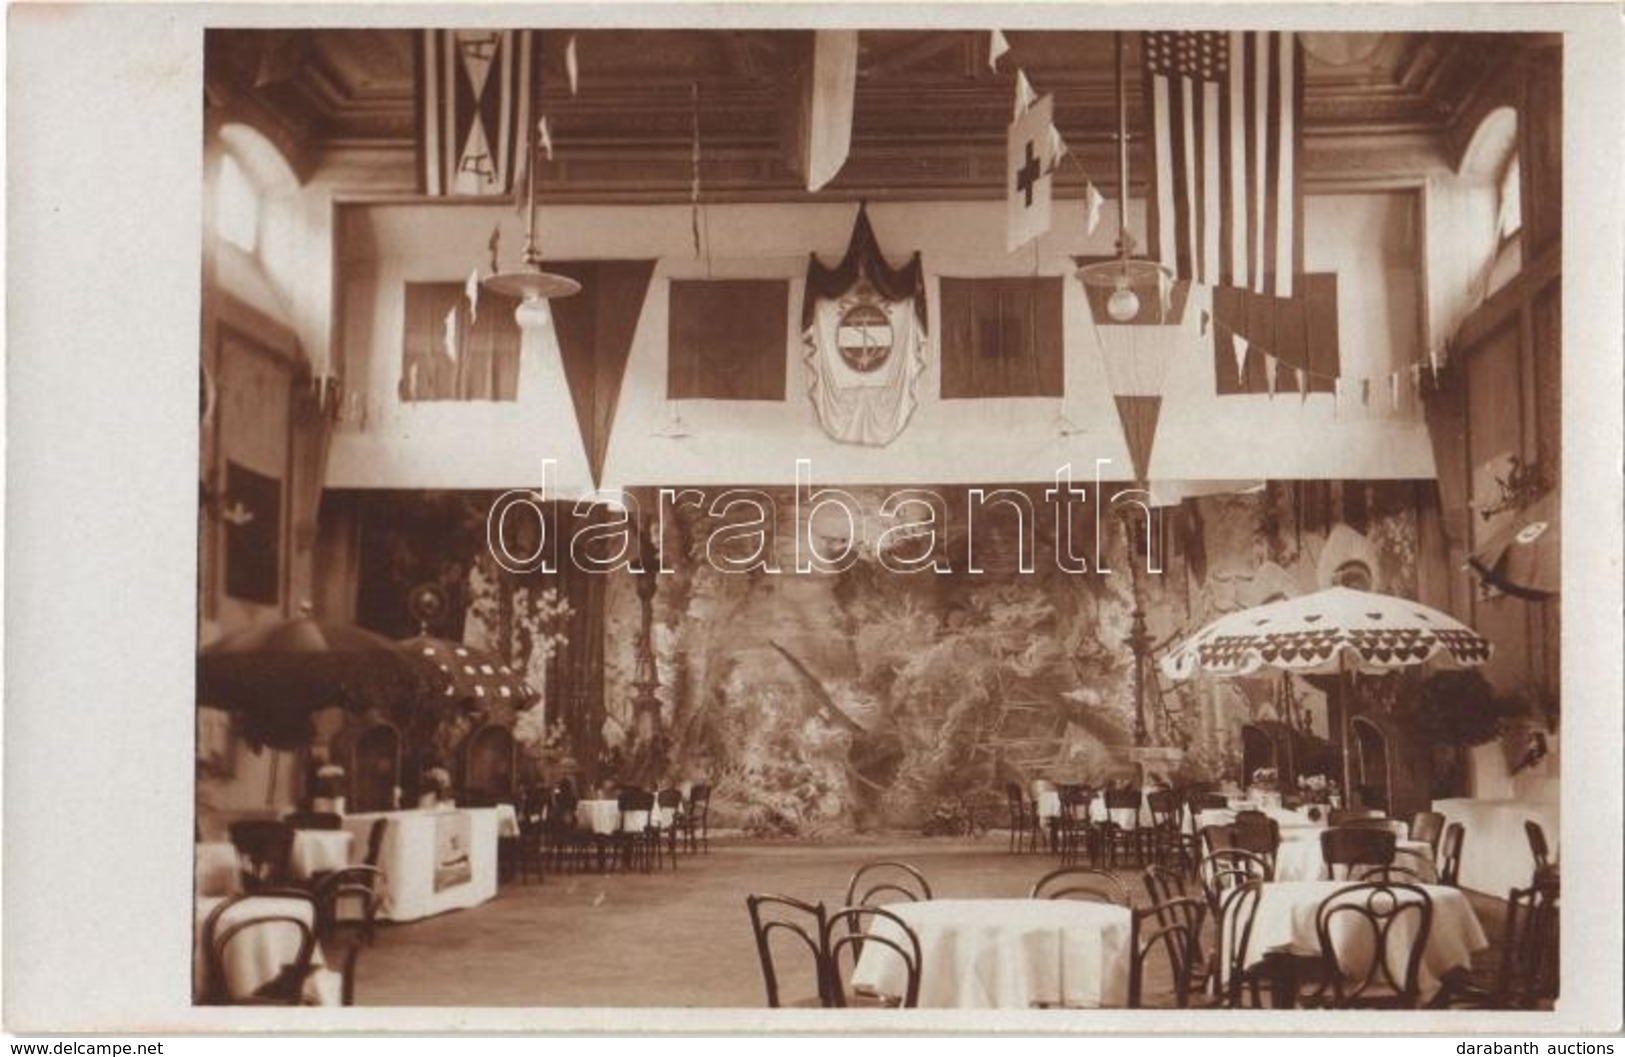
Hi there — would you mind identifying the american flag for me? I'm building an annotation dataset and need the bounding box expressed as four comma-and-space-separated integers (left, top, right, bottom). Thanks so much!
1142, 31, 1304, 298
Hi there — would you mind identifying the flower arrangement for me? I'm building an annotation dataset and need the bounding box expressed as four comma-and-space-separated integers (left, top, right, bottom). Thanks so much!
423, 766, 452, 796
1295, 773, 1333, 803
1249, 767, 1279, 791
314, 764, 347, 798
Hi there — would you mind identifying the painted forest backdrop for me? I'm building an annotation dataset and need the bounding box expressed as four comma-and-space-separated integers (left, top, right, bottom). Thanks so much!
344, 481, 1428, 834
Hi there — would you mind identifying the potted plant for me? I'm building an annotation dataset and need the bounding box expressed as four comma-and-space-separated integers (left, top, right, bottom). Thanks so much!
312, 763, 347, 814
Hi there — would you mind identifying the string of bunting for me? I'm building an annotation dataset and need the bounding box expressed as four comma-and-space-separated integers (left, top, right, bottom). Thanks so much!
1197, 306, 1446, 416
991, 29, 1109, 239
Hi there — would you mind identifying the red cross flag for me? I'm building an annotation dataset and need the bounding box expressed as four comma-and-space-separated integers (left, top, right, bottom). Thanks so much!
1007, 93, 1057, 252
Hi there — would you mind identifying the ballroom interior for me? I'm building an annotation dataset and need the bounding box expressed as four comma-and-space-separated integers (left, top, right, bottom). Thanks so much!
188, 25, 1567, 1012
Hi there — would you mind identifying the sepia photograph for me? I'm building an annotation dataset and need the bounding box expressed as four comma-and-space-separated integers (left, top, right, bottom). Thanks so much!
4, 1, 1622, 1040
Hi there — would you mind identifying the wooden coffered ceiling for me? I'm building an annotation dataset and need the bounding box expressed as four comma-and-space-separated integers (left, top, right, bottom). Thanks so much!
205, 28, 1544, 199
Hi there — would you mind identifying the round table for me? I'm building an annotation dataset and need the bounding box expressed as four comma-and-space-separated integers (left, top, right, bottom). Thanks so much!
848, 898, 1133, 1008
1274, 832, 1437, 882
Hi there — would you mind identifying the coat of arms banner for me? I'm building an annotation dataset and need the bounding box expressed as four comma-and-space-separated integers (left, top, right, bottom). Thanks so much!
800, 205, 928, 446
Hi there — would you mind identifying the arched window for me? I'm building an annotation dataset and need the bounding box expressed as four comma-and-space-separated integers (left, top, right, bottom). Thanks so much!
1461, 106, 1523, 294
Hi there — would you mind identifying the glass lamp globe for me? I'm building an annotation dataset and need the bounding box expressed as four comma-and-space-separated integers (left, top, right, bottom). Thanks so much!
1106, 283, 1140, 322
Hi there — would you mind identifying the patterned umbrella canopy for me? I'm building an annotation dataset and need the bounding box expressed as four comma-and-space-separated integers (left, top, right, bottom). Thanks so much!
1160, 586, 1493, 680
198, 616, 435, 750
397, 635, 538, 707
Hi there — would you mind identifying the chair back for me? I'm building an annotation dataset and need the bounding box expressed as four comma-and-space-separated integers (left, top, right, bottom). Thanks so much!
1437, 822, 1465, 887
229, 820, 295, 889
1524, 820, 1552, 873
845, 860, 932, 909
1192, 792, 1229, 813
1146, 789, 1181, 832
1104, 786, 1142, 821
1056, 783, 1092, 818
312, 865, 384, 1005
655, 788, 683, 825
1320, 827, 1397, 879
1215, 880, 1265, 1008
1313, 881, 1434, 1007
745, 894, 830, 1008
201, 891, 320, 1004
1029, 866, 1129, 905
1497, 875, 1560, 1008
363, 818, 389, 867
1198, 849, 1272, 917
1410, 811, 1446, 853
1231, 810, 1281, 858
1199, 824, 1235, 856
284, 812, 343, 831
1328, 808, 1384, 826
1142, 864, 1189, 906
1130, 898, 1205, 1008
823, 906, 922, 1008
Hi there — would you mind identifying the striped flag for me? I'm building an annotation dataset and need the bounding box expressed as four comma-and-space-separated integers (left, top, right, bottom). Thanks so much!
1143, 31, 1304, 298
418, 30, 536, 197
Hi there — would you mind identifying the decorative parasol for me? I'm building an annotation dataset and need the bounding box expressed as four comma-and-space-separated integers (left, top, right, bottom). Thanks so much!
1160, 586, 1493, 798
198, 613, 433, 750
396, 635, 539, 707
1160, 586, 1492, 681
1468, 491, 1559, 600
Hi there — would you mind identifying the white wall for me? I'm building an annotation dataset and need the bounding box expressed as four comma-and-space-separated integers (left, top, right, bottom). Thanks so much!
326, 193, 1436, 492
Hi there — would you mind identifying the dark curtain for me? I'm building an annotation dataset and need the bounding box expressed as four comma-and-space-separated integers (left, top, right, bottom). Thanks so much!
667, 279, 789, 401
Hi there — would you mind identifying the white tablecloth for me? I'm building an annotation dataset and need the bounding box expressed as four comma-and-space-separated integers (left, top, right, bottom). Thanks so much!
340, 808, 500, 922
577, 799, 675, 835
494, 803, 520, 838
1222, 881, 1486, 1001
848, 898, 1133, 1009
194, 895, 340, 1004
289, 830, 353, 880
1274, 832, 1437, 883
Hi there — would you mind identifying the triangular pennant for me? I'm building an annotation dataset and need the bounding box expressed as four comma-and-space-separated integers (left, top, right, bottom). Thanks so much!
989, 29, 1010, 71
1265, 356, 1277, 398
406, 361, 419, 401
1333, 378, 1343, 417
465, 268, 481, 324
1114, 395, 1163, 484
1046, 127, 1070, 175
1360, 378, 1371, 407
1199, 309, 1211, 338
1156, 269, 1172, 317
566, 35, 579, 96
1084, 182, 1105, 236
488, 225, 501, 272
1233, 334, 1250, 388
1296, 368, 1307, 404
1389, 371, 1400, 410
550, 261, 658, 486
1013, 70, 1037, 119
1429, 345, 1440, 382
442, 306, 460, 364
538, 116, 553, 161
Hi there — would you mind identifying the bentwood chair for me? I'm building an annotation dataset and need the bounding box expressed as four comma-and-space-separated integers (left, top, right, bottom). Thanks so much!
1410, 811, 1446, 856
615, 788, 658, 873
653, 788, 684, 870
1320, 826, 1397, 880
679, 784, 713, 854
1433, 872, 1559, 1010
200, 890, 321, 1005
1029, 865, 1130, 906
1005, 782, 1041, 854
229, 820, 296, 891
1129, 898, 1206, 1008
823, 906, 923, 1008
1230, 810, 1282, 868
1215, 880, 1267, 1008
1143, 789, 1194, 872
1437, 823, 1465, 887
1198, 849, 1272, 921
745, 894, 832, 1008
1099, 787, 1144, 868
1524, 820, 1553, 878
313, 865, 384, 1004
1054, 784, 1097, 866
1311, 881, 1434, 1008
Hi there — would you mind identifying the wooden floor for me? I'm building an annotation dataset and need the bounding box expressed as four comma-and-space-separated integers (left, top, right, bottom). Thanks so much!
349, 834, 1512, 1009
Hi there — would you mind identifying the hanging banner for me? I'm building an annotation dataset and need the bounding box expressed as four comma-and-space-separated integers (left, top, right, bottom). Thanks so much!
801, 206, 928, 446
